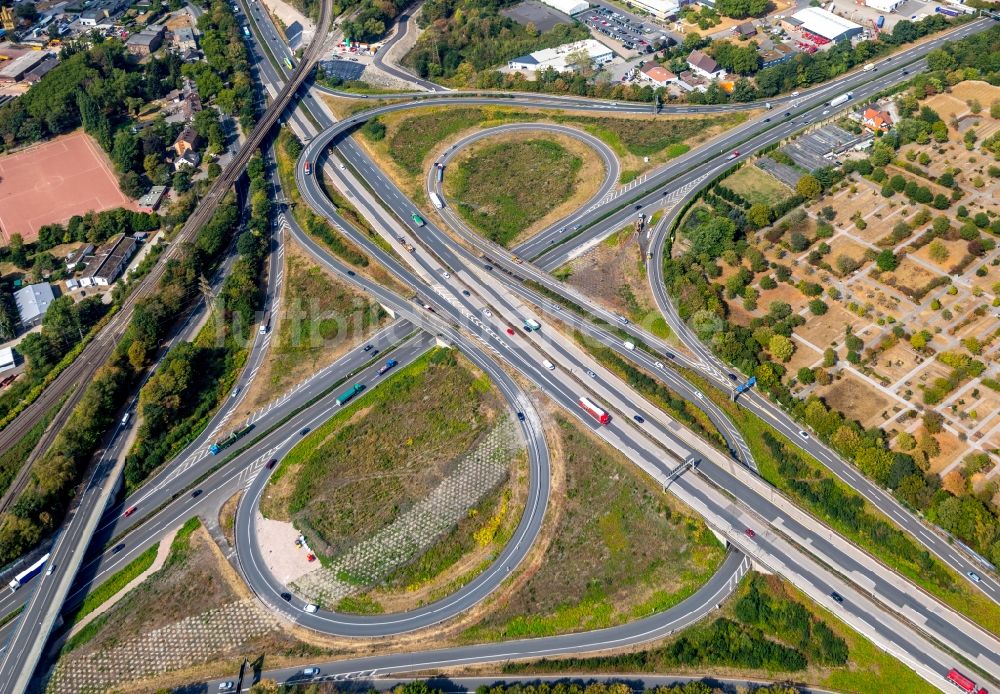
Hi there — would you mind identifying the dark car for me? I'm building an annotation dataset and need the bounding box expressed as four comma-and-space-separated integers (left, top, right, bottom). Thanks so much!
112, 543, 126, 554
281, 592, 292, 601
300, 427, 310, 436
744, 528, 756, 538
633, 414, 645, 423
267, 459, 278, 469
347, 270, 356, 276
462, 290, 471, 296
517, 412, 526, 421
363, 344, 373, 352
728, 373, 737, 381
666, 351, 676, 359
830, 591, 844, 603
191, 489, 202, 498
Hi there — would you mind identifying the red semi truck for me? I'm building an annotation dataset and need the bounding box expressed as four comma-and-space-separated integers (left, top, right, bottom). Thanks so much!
579, 396, 611, 425
947, 668, 988, 694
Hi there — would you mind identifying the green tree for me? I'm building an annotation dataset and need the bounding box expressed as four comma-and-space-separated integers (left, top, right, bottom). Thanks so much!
746, 202, 772, 229
795, 174, 821, 200
875, 249, 898, 272
808, 298, 828, 315
769, 333, 794, 362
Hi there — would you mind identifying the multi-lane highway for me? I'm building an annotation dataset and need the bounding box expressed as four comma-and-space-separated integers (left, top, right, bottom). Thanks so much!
2, 4, 996, 692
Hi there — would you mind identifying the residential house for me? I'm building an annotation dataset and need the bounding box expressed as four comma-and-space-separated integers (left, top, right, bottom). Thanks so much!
639, 62, 677, 87
686, 50, 725, 80
173, 125, 200, 156
862, 107, 893, 133
174, 149, 201, 171
733, 21, 757, 38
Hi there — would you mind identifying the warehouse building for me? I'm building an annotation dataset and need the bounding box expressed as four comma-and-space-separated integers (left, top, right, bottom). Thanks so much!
508, 39, 614, 74
539, 0, 589, 15
0, 51, 54, 84
787, 8, 863, 42
14, 283, 55, 328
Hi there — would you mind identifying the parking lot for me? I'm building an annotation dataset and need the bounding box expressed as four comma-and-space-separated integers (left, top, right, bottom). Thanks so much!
577, 5, 674, 56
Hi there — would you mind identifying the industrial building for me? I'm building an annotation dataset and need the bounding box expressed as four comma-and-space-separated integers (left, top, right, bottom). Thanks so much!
539, 0, 589, 15
126, 25, 164, 56
137, 185, 167, 212
784, 8, 863, 43
80, 235, 137, 286
0, 51, 54, 84
13, 283, 55, 328
0, 348, 15, 374
508, 39, 614, 74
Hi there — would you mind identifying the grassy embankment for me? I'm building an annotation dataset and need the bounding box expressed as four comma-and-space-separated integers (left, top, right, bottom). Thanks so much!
461, 414, 725, 641
253, 242, 388, 404
262, 348, 504, 563
446, 138, 585, 247
355, 106, 750, 205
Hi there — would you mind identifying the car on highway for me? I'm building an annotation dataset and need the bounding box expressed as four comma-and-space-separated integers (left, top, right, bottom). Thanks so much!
666, 351, 675, 359
517, 412, 526, 421
300, 427, 310, 436
728, 373, 737, 381
830, 591, 844, 603
191, 489, 202, 498
462, 290, 471, 296
441, 271, 450, 279
281, 592, 292, 601
267, 458, 277, 469
304, 603, 318, 613
615, 314, 629, 324
363, 344, 373, 352
482, 308, 492, 317
586, 370, 597, 378
695, 391, 703, 400
230, 386, 240, 399
968, 571, 982, 583
347, 270, 356, 276
726, 149, 740, 160
219, 682, 235, 692
123, 506, 137, 518
798, 430, 809, 440
744, 528, 756, 538
303, 667, 321, 676
633, 414, 645, 423
505, 327, 515, 336
303, 161, 311, 175
112, 543, 125, 554
45, 564, 54, 576
654, 361, 663, 369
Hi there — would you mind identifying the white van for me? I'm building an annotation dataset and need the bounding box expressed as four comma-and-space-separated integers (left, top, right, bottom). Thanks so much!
542, 359, 555, 370
624, 341, 636, 351
121, 412, 131, 426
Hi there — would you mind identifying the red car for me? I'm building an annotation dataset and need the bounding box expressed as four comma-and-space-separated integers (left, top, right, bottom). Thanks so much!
306, 553, 316, 562
266, 459, 277, 469
744, 528, 755, 538
123, 506, 137, 518
505, 327, 515, 336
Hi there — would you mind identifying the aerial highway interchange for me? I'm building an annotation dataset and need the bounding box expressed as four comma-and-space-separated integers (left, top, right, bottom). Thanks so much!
0, 2, 996, 692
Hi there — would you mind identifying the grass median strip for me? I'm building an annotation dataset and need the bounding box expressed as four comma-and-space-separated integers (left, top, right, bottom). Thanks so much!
65, 543, 159, 630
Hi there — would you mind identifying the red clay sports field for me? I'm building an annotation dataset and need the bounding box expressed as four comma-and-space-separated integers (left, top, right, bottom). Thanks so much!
0, 131, 137, 244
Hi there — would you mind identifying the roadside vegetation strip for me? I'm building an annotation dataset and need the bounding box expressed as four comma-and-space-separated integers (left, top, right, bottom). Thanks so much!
504, 571, 932, 694
264, 347, 503, 560
0, 399, 64, 498
461, 414, 724, 642
684, 368, 1000, 637
447, 138, 585, 247
64, 543, 160, 629
275, 128, 370, 268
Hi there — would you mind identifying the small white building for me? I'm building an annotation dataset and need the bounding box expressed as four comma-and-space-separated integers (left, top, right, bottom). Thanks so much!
865, 0, 902, 12
687, 50, 725, 80
0, 348, 14, 373
539, 0, 589, 15
628, 0, 680, 19
508, 39, 614, 75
